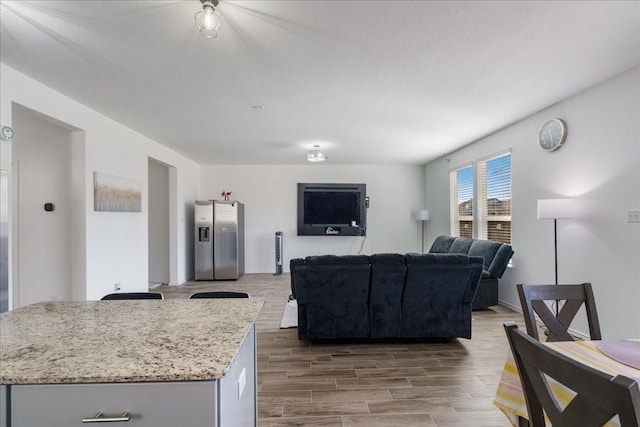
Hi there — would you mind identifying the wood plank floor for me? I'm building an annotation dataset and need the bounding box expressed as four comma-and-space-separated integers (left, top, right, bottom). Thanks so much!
156, 273, 522, 426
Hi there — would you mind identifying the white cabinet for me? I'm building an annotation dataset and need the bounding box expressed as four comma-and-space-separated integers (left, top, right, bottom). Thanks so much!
6, 325, 256, 427
219, 324, 257, 426
11, 382, 216, 427
1, 386, 7, 427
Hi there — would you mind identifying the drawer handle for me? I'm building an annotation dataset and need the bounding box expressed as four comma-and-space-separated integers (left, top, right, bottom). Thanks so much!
82, 412, 130, 423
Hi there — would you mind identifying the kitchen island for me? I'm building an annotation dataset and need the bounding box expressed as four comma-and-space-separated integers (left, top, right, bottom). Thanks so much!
0, 298, 264, 427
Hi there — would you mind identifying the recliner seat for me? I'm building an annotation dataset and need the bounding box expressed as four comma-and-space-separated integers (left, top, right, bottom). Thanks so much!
429, 235, 514, 309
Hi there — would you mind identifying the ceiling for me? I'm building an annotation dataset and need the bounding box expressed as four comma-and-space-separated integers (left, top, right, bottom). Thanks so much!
1, 1, 639, 165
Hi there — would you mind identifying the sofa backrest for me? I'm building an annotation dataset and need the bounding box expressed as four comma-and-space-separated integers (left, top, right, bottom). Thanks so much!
401, 254, 483, 338
449, 237, 474, 254
429, 235, 513, 279
369, 253, 407, 339
305, 255, 370, 266
429, 235, 456, 253
468, 240, 500, 273
295, 255, 371, 339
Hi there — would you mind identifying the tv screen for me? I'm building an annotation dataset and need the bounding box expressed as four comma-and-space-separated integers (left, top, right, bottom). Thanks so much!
297, 183, 367, 236
304, 191, 361, 226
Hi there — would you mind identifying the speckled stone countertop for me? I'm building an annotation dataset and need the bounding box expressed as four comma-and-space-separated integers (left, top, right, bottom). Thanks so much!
0, 299, 264, 385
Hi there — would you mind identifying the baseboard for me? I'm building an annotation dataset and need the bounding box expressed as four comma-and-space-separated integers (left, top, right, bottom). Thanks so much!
498, 299, 522, 313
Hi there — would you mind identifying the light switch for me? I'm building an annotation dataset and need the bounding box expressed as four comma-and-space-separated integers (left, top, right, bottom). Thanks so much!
627, 209, 640, 223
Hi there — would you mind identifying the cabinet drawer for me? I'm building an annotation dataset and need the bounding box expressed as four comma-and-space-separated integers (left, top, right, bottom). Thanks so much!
11, 381, 216, 427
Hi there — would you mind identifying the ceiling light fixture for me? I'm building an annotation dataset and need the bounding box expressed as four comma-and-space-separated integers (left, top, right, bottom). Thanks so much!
307, 145, 327, 163
195, 0, 223, 39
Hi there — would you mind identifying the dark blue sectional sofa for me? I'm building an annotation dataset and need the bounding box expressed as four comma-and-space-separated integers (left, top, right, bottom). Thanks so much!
429, 235, 514, 309
290, 253, 483, 341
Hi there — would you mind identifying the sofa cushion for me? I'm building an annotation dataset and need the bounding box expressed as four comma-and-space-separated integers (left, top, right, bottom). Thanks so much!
449, 237, 473, 254
468, 240, 501, 273
428, 235, 457, 253
369, 254, 407, 339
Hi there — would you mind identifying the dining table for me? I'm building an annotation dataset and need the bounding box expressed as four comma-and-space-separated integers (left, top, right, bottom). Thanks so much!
493, 338, 640, 427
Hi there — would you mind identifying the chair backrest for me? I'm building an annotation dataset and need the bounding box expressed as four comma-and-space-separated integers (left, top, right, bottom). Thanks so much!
101, 292, 163, 300
517, 283, 601, 341
189, 291, 249, 299
503, 322, 640, 427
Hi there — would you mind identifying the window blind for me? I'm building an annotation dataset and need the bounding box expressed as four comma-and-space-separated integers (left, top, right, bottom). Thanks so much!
478, 152, 511, 243
449, 151, 511, 244
450, 165, 474, 238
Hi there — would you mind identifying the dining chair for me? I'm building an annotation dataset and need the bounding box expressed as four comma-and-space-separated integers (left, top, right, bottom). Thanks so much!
101, 292, 164, 300
504, 322, 640, 427
189, 291, 249, 299
517, 283, 601, 342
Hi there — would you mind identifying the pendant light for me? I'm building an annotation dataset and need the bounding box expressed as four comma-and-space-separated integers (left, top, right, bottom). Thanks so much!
195, 0, 223, 39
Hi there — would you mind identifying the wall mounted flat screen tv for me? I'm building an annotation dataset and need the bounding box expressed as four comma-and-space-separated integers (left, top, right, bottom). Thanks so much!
297, 183, 367, 236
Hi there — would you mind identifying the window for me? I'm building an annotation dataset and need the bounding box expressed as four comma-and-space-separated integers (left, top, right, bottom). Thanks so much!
450, 165, 474, 238
450, 151, 511, 244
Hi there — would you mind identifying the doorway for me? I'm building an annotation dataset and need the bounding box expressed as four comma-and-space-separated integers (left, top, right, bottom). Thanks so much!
12, 104, 85, 307
148, 158, 177, 287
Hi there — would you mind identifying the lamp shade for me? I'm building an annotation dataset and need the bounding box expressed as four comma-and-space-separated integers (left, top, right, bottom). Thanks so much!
416, 210, 431, 221
537, 199, 576, 219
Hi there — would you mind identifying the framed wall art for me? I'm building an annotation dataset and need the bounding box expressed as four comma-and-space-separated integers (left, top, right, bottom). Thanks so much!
94, 172, 141, 212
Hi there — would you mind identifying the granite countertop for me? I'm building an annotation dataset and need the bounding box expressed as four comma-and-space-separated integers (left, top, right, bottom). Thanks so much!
0, 299, 264, 385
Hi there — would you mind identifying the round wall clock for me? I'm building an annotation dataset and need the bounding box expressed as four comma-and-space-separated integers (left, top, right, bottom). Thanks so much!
538, 118, 567, 151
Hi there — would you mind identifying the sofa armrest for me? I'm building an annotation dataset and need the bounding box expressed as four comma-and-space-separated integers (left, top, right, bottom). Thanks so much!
463, 256, 484, 304
468, 240, 500, 274
289, 258, 305, 299
487, 244, 514, 278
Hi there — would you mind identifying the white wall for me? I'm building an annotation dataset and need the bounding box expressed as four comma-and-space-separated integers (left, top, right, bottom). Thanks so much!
201, 165, 425, 273
1, 64, 201, 302
424, 67, 640, 338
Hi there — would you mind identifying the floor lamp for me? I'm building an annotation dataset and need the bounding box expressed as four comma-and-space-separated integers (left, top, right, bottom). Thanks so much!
537, 198, 576, 316
416, 210, 431, 253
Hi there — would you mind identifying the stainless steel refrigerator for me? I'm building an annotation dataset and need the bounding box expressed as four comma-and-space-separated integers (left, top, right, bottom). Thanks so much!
195, 200, 245, 280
